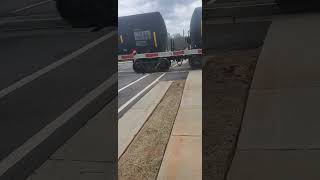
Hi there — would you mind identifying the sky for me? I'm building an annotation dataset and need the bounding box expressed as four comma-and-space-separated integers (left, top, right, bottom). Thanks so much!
118, 0, 202, 36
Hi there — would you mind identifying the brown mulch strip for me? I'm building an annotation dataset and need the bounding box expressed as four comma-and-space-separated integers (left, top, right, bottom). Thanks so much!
203, 48, 261, 180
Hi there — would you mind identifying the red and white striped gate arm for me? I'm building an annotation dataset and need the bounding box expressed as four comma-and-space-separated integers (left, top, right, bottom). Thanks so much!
118, 49, 202, 61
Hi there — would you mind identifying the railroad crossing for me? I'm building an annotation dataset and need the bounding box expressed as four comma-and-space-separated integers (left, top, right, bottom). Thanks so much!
118, 59, 202, 180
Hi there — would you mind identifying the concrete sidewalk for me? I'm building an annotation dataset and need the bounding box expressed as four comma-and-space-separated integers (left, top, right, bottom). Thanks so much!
227, 14, 320, 180
157, 70, 202, 180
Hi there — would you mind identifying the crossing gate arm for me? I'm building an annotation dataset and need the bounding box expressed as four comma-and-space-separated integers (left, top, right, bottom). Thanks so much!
118, 49, 202, 61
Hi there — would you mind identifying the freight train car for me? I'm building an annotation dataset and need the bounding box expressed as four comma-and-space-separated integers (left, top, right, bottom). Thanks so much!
188, 7, 202, 68
275, 0, 320, 13
118, 12, 171, 73
54, 0, 117, 29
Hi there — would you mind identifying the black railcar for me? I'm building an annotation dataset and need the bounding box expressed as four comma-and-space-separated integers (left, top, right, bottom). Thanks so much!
54, 0, 117, 28
190, 7, 202, 49
188, 7, 202, 69
118, 12, 168, 55
275, 0, 320, 13
118, 12, 170, 73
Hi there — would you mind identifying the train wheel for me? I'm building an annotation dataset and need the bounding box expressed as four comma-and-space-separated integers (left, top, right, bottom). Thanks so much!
158, 58, 170, 72
133, 59, 147, 73
144, 61, 154, 73
133, 61, 141, 73
189, 55, 202, 69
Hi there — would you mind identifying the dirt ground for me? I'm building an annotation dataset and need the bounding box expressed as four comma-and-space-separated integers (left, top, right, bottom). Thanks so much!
118, 80, 185, 180
203, 48, 261, 180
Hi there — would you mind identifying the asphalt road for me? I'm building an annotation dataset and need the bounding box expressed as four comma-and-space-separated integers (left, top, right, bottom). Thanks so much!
0, 0, 66, 32
0, 28, 117, 160
0, 1, 118, 179
0, 29, 107, 90
0, 0, 56, 17
118, 60, 190, 118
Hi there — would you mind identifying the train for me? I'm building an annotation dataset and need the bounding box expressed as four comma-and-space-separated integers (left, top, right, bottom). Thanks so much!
118, 8, 202, 73
275, 0, 320, 13
118, 12, 168, 55
188, 7, 202, 68
54, 0, 117, 29
119, 12, 170, 73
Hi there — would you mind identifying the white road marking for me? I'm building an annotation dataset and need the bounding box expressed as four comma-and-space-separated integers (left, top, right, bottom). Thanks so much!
118, 74, 150, 93
4, 17, 61, 23
0, 30, 116, 99
118, 61, 132, 64
0, 16, 61, 27
167, 70, 189, 74
118, 71, 134, 73
118, 73, 166, 113
11, 0, 52, 13
0, 72, 117, 176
